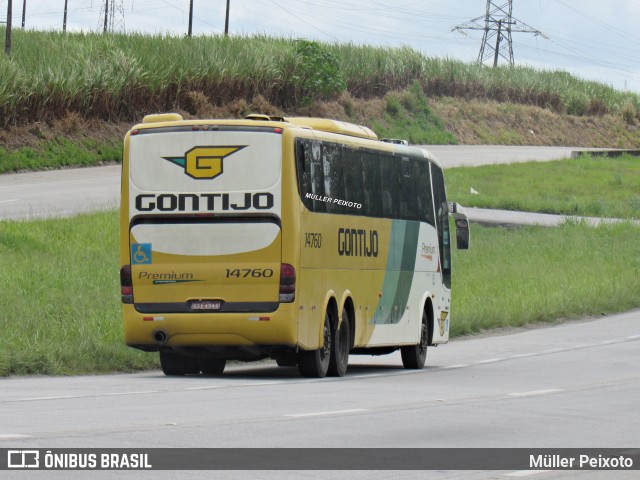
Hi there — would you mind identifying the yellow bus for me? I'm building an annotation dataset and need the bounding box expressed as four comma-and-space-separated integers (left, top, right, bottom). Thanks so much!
119, 113, 469, 378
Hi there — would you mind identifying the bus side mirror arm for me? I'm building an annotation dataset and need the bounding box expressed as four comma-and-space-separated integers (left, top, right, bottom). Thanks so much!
448, 202, 470, 250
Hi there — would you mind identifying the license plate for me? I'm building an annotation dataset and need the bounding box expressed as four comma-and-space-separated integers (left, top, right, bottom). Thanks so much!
190, 300, 223, 311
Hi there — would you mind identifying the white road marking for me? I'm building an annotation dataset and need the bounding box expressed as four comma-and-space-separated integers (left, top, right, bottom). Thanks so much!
476, 358, 502, 364
185, 385, 228, 391
19, 391, 159, 401
285, 409, 370, 418
21, 395, 79, 401
0, 199, 19, 203
507, 388, 563, 397
239, 382, 283, 387
441, 364, 468, 369
627, 335, 640, 340
101, 391, 160, 397
0, 434, 32, 440
511, 353, 536, 359
349, 371, 412, 379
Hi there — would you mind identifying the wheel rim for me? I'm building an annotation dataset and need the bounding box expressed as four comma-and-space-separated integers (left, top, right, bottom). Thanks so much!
339, 309, 349, 361
419, 318, 428, 356
320, 314, 331, 361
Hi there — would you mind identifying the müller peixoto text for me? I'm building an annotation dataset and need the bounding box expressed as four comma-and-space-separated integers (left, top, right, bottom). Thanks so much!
530, 454, 634, 469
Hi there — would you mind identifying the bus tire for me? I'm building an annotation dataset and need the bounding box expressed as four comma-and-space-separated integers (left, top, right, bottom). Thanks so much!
401, 309, 428, 369
298, 311, 331, 378
328, 307, 350, 377
199, 358, 226, 375
159, 351, 199, 376
275, 356, 297, 367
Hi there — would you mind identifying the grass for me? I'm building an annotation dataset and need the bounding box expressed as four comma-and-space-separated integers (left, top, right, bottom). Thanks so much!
452, 221, 640, 336
370, 81, 457, 145
0, 28, 638, 128
1, 211, 639, 375
0, 137, 121, 174
0, 211, 155, 375
447, 153, 640, 219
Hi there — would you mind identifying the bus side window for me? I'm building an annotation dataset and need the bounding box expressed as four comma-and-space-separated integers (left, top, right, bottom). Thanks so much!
323, 143, 345, 214
431, 164, 451, 288
416, 160, 435, 226
361, 151, 382, 217
310, 141, 326, 213
380, 153, 397, 218
399, 157, 416, 221
296, 139, 311, 198
344, 146, 364, 214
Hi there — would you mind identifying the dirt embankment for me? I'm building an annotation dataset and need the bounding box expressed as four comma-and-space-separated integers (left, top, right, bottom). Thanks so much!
1, 94, 639, 151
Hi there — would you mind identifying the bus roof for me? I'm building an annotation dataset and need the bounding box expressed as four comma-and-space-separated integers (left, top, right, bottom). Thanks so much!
134, 113, 440, 166
139, 113, 376, 140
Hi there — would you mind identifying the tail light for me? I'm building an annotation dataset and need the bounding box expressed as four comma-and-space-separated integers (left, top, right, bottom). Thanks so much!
120, 265, 133, 304
279, 263, 296, 303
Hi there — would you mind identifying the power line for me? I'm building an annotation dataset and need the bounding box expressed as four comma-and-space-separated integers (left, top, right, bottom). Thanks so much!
98, 0, 125, 33
453, 0, 547, 67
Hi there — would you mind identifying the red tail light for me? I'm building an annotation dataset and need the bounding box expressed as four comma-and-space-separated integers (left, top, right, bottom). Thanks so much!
279, 263, 296, 303
120, 265, 133, 304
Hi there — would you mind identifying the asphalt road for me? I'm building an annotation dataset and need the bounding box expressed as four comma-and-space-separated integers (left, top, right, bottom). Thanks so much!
1, 310, 639, 479
422, 145, 586, 168
0, 145, 593, 221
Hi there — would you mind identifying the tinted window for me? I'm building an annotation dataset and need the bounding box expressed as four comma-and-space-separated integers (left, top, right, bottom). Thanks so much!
343, 147, 364, 208
295, 138, 435, 225
361, 151, 382, 217
379, 153, 397, 218
415, 160, 435, 226
323, 143, 345, 214
309, 141, 325, 213
399, 157, 417, 221
431, 164, 451, 288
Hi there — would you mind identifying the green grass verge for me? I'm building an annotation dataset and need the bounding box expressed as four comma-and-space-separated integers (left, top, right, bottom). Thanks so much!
447, 153, 640, 219
0, 137, 121, 174
451, 221, 640, 336
1, 211, 639, 375
0, 211, 155, 375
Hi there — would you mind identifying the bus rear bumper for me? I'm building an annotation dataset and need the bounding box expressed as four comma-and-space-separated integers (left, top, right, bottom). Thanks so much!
122, 303, 298, 352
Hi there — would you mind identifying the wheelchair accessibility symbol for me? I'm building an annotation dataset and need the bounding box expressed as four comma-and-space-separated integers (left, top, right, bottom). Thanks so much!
131, 243, 152, 264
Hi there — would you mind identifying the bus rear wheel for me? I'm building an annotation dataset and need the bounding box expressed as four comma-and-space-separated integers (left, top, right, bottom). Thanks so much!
328, 307, 350, 377
199, 358, 226, 375
401, 309, 428, 369
298, 311, 331, 378
160, 351, 199, 376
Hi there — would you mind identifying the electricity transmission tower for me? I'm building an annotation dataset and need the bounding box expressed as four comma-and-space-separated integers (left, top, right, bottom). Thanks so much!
453, 0, 546, 67
98, 0, 126, 33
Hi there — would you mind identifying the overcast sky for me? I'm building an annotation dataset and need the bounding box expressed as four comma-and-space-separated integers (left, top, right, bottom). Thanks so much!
4, 0, 640, 93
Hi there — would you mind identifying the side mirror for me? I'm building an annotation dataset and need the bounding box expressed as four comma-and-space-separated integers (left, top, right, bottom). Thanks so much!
448, 202, 470, 250
455, 218, 470, 250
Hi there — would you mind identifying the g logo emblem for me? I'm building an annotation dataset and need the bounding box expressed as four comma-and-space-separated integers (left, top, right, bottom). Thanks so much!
163, 146, 246, 180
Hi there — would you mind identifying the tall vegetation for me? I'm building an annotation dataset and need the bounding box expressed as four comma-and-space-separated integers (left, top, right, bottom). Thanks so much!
0, 28, 639, 127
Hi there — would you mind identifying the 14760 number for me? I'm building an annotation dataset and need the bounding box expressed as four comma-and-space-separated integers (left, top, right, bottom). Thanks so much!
225, 268, 274, 278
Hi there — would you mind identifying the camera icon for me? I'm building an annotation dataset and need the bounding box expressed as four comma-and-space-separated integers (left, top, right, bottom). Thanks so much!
7, 450, 40, 469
